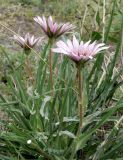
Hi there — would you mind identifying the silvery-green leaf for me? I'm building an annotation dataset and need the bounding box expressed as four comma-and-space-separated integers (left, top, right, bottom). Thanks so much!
59, 130, 76, 139
40, 96, 51, 120
63, 116, 79, 122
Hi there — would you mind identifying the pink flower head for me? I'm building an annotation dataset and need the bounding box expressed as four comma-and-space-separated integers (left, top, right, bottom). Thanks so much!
52, 36, 109, 63
34, 16, 75, 38
13, 33, 41, 49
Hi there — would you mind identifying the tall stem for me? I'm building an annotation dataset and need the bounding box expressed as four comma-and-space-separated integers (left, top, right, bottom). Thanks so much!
77, 64, 83, 135
49, 48, 53, 91
25, 58, 34, 84
19, 50, 25, 76
69, 64, 84, 160
48, 39, 54, 95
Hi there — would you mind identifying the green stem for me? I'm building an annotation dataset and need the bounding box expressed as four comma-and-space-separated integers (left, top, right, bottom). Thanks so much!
49, 47, 53, 91
19, 50, 25, 75
77, 64, 83, 135
69, 64, 84, 160
48, 39, 54, 95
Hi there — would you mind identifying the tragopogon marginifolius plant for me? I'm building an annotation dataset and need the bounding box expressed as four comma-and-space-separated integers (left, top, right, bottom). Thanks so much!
1, 2, 123, 158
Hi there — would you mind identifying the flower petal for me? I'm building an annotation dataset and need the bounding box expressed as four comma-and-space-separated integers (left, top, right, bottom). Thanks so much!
72, 36, 80, 54
48, 16, 54, 33
56, 40, 70, 52
52, 48, 69, 55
